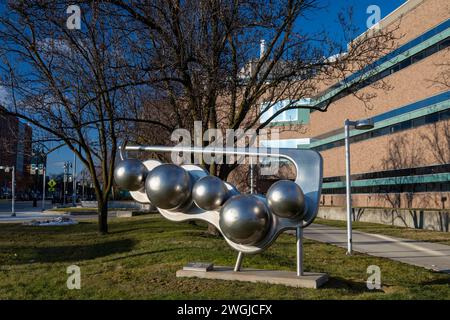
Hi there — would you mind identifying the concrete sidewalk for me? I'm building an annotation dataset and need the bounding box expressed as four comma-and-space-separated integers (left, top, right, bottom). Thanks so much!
302, 224, 450, 273
0, 212, 65, 223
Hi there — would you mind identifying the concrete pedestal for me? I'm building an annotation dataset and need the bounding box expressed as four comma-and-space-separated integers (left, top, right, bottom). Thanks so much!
176, 266, 328, 289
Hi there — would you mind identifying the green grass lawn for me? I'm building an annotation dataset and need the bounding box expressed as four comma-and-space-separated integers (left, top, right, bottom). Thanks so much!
0, 216, 449, 300
315, 218, 450, 246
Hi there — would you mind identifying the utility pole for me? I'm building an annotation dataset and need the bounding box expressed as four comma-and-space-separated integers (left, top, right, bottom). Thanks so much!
82, 175, 85, 201
42, 166, 46, 211
63, 161, 71, 205
63, 162, 66, 205
11, 166, 15, 216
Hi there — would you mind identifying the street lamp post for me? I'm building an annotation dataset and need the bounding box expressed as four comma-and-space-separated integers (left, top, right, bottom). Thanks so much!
72, 151, 77, 207
11, 166, 15, 216
63, 162, 67, 205
42, 166, 46, 211
344, 118, 374, 255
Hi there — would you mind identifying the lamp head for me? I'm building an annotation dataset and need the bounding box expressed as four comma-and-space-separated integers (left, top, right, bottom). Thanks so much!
354, 118, 374, 130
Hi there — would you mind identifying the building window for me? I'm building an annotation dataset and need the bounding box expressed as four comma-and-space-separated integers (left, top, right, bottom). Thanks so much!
260, 100, 298, 123
312, 106, 450, 152
425, 112, 439, 124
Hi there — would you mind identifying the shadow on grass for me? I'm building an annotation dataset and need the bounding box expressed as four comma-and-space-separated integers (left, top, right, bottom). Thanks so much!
109, 221, 204, 234
109, 227, 155, 235
4, 239, 136, 264
420, 277, 450, 285
102, 246, 193, 263
323, 276, 373, 293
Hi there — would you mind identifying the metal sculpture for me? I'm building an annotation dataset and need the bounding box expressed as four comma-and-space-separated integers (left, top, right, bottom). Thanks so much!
193, 175, 234, 211
115, 143, 323, 277
114, 158, 148, 191
219, 194, 271, 246
267, 180, 306, 219
145, 164, 193, 210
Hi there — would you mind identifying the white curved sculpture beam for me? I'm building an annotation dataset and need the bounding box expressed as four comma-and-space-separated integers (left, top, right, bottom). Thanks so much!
122, 144, 323, 255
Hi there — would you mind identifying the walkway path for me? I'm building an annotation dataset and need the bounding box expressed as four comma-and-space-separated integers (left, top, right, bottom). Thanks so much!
302, 224, 450, 273
0, 211, 65, 223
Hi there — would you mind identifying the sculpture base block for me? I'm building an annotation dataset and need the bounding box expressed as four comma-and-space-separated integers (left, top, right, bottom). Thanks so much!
176, 266, 328, 289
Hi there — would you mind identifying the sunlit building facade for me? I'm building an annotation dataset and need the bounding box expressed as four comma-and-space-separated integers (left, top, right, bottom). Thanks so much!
263, 0, 450, 213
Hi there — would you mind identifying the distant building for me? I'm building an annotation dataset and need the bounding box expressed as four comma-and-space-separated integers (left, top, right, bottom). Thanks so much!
0, 107, 33, 197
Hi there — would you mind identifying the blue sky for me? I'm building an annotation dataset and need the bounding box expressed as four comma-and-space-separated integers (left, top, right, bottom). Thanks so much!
304, 0, 407, 35
1, 0, 407, 174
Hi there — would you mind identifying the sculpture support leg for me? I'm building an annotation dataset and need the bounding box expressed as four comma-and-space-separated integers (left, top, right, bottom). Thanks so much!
296, 226, 303, 276
234, 251, 244, 272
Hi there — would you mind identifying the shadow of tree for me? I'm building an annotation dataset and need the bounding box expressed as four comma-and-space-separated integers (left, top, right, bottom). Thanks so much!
322, 276, 374, 293
419, 277, 450, 285
379, 129, 450, 231
4, 239, 137, 264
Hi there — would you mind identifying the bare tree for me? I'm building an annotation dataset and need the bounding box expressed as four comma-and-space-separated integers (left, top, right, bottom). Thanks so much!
105, 0, 400, 180
0, 1, 401, 234
0, 1, 152, 233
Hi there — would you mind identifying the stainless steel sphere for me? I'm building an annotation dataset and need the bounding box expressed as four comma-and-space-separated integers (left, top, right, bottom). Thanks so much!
267, 180, 305, 219
219, 194, 271, 245
192, 176, 230, 211
114, 159, 148, 191
145, 164, 192, 210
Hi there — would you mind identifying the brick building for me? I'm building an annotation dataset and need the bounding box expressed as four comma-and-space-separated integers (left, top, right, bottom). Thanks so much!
0, 107, 33, 196
259, 0, 450, 211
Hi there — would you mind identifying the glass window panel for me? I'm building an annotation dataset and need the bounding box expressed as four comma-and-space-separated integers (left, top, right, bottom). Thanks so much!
378, 127, 390, 136
399, 58, 411, 69
259, 103, 273, 123
425, 113, 439, 124
412, 116, 426, 127
378, 69, 391, 79
425, 44, 438, 57
439, 39, 450, 50
391, 123, 402, 133
411, 52, 424, 63
260, 100, 298, 123
400, 120, 412, 130
391, 64, 400, 73
439, 109, 450, 121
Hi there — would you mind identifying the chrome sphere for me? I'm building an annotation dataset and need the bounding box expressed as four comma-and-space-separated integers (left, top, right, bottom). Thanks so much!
192, 176, 230, 211
219, 194, 271, 245
267, 180, 305, 219
114, 159, 148, 191
145, 164, 192, 210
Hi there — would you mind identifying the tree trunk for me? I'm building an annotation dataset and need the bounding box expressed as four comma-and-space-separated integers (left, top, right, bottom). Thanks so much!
98, 200, 108, 234
207, 223, 220, 236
